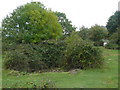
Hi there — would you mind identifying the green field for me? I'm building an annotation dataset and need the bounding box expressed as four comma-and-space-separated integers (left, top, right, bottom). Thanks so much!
2, 47, 118, 88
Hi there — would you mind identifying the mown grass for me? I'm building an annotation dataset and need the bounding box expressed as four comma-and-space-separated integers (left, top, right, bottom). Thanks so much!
2, 47, 118, 88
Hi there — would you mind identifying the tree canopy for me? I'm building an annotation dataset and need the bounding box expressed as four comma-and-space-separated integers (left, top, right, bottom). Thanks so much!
108, 27, 120, 45
78, 26, 89, 40
55, 12, 76, 35
89, 25, 108, 46
2, 2, 63, 43
106, 11, 120, 34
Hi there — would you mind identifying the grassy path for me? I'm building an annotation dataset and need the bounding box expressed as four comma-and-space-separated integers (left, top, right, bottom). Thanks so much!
2, 47, 118, 88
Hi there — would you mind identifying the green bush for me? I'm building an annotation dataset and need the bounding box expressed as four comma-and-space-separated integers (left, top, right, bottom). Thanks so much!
93, 41, 104, 46
3, 40, 66, 72
3, 33, 104, 72
105, 43, 119, 50
2, 39, 17, 54
63, 32, 104, 70
4, 44, 47, 72
37, 40, 65, 68
4, 50, 29, 72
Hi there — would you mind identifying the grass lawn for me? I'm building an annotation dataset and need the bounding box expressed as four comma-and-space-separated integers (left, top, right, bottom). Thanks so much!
2, 47, 119, 88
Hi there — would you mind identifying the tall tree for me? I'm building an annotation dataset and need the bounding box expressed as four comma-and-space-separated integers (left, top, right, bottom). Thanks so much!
78, 26, 89, 40
108, 27, 120, 45
2, 2, 63, 43
106, 11, 120, 34
55, 12, 76, 35
89, 25, 108, 46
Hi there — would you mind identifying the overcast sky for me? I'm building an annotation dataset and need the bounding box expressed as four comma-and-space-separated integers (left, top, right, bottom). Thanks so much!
0, 0, 119, 29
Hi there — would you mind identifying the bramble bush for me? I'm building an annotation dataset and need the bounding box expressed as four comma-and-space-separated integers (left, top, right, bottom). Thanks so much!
4, 44, 46, 72
63, 32, 104, 70
3, 33, 104, 72
3, 40, 66, 72
3, 37, 104, 72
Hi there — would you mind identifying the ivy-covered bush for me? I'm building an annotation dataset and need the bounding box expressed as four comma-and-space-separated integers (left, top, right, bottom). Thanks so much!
3, 40, 66, 72
63, 32, 104, 70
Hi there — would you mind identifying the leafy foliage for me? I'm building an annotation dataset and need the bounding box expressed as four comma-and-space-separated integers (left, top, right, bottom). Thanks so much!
105, 27, 120, 50
105, 11, 120, 49
63, 32, 104, 70
4, 44, 46, 72
2, 2, 62, 43
55, 11, 76, 35
78, 26, 90, 40
108, 27, 120, 45
3, 40, 66, 72
89, 25, 108, 46
106, 11, 120, 34
3, 36, 104, 72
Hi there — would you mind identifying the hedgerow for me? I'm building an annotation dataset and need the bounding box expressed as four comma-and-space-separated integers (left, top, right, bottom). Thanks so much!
3, 40, 66, 72
3, 34, 104, 72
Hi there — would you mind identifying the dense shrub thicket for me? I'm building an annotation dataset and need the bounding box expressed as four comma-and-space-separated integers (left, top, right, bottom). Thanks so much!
3, 40, 66, 72
63, 32, 104, 70
3, 33, 104, 72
